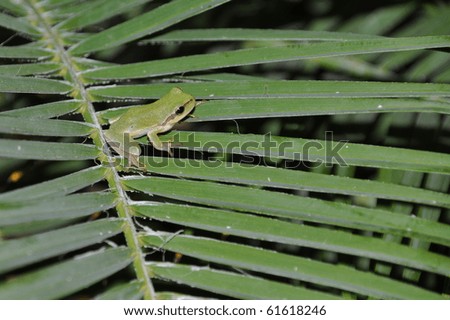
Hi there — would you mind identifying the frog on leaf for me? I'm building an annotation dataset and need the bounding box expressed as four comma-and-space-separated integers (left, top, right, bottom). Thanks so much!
104, 87, 197, 167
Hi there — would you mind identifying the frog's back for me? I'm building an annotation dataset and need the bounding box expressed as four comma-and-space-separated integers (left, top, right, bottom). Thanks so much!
113, 102, 163, 130
108, 87, 195, 134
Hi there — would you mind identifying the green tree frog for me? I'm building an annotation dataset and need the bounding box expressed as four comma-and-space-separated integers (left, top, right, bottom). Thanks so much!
104, 87, 196, 167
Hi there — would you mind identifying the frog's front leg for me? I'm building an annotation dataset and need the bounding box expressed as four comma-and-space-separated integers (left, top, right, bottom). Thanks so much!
147, 131, 173, 156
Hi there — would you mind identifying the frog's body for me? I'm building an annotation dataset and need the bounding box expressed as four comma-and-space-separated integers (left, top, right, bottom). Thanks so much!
104, 87, 196, 167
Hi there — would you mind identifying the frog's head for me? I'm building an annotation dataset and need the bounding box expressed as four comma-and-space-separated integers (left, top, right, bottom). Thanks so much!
168, 87, 196, 122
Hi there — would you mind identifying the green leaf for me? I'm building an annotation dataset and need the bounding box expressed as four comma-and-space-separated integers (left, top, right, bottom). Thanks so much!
0, 115, 93, 136
154, 292, 202, 299
89, 80, 450, 100
58, 0, 152, 30
0, 220, 75, 239
0, 63, 60, 76
70, 0, 231, 54
377, 9, 450, 70
135, 203, 450, 276
0, 219, 124, 274
0, 12, 39, 36
435, 67, 450, 82
0, 76, 72, 94
148, 262, 340, 299
0, 1, 27, 15
142, 234, 442, 299
42, 0, 83, 9
0, 192, 117, 226
0, 46, 51, 59
145, 28, 380, 43
140, 158, 450, 208
0, 166, 107, 201
0, 139, 99, 160
124, 177, 450, 245
193, 98, 450, 119
0, 100, 81, 119
95, 281, 143, 300
412, 52, 450, 82
84, 36, 450, 80
338, 3, 414, 35
185, 72, 269, 81
160, 131, 450, 174
0, 247, 132, 299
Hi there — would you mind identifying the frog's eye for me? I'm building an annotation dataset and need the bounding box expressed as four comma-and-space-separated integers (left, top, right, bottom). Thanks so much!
175, 106, 185, 115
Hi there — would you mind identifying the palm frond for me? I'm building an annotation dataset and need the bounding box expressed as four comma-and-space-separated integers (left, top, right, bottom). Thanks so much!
0, 0, 449, 300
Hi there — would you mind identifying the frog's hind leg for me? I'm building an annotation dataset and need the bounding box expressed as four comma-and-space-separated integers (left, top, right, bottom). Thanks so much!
105, 130, 141, 167
147, 131, 173, 156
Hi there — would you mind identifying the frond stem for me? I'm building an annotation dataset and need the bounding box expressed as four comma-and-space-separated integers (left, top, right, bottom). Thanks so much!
22, 0, 155, 299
